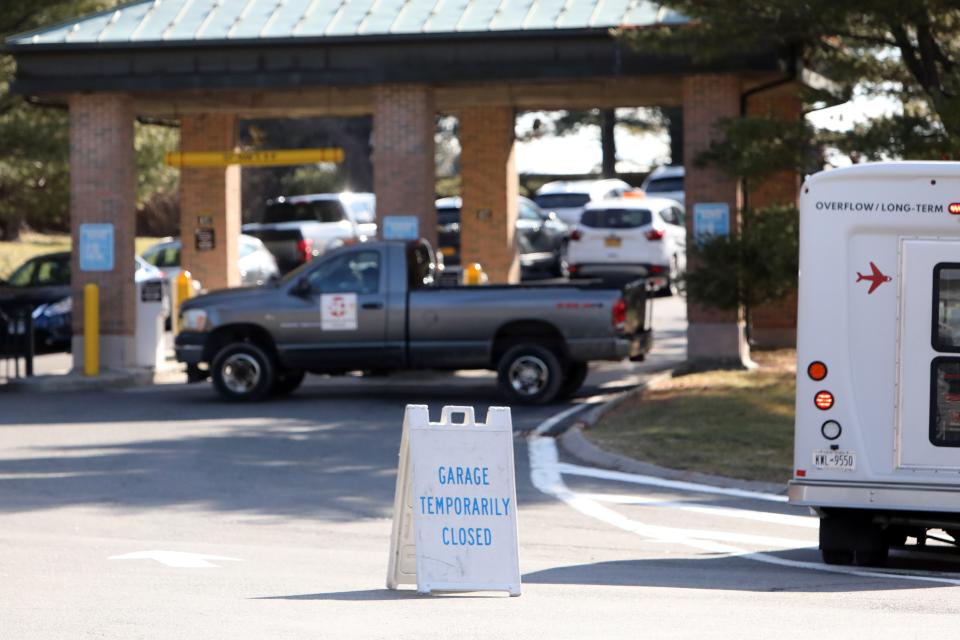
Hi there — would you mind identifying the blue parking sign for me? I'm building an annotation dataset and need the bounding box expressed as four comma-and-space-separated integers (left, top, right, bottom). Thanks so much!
79, 223, 114, 271
693, 203, 730, 244
382, 216, 419, 240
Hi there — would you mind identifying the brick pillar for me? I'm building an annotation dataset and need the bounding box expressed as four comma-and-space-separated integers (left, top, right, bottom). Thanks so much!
179, 114, 241, 291
747, 83, 803, 349
372, 85, 437, 246
682, 74, 751, 368
69, 93, 137, 371
459, 106, 520, 284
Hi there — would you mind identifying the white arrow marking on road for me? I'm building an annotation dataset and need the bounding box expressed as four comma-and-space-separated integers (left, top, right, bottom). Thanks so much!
108, 550, 243, 568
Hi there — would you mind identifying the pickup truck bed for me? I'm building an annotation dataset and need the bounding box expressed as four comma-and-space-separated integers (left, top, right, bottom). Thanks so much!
176, 240, 651, 404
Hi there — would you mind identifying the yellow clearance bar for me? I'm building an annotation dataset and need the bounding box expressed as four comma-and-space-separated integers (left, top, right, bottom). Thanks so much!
164, 148, 345, 168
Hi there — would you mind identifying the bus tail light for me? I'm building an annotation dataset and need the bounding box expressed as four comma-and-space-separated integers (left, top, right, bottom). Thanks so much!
807, 361, 828, 381
949, 203, 960, 215
815, 390, 834, 410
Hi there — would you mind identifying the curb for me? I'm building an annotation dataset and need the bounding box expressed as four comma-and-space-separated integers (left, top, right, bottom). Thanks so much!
2, 363, 186, 393
557, 371, 789, 496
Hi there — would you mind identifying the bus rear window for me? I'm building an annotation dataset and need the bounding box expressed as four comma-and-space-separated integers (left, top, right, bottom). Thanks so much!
931, 358, 960, 446
934, 264, 960, 351
581, 209, 651, 229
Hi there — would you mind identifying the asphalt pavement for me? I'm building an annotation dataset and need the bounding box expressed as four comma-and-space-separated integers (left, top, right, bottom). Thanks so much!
2, 296, 960, 638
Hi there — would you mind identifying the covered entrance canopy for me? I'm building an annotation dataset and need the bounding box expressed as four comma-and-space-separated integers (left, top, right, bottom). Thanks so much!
6, 0, 801, 370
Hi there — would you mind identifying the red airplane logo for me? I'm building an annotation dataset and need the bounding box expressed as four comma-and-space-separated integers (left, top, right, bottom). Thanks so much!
856, 261, 892, 294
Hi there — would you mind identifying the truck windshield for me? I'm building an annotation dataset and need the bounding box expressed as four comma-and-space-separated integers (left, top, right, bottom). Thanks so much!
534, 193, 591, 210
645, 177, 684, 193
263, 200, 347, 224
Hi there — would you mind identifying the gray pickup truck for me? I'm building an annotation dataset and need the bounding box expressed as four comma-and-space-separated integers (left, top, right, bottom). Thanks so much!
175, 240, 651, 404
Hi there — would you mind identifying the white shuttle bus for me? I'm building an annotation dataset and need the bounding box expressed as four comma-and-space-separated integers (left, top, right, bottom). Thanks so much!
789, 161, 960, 566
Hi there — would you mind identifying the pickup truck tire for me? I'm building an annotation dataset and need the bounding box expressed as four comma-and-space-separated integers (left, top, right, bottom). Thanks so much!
272, 369, 305, 396
497, 344, 565, 405
211, 342, 276, 402
557, 362, 589, 400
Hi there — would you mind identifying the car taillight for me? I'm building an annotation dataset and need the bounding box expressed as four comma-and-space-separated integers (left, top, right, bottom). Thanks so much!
297, 238, 315, 262
569, 229, 582, 241
568, 265, 579, 274
612, 298, 627, 332
645, 229, 665, 241
648, 265, 664, 275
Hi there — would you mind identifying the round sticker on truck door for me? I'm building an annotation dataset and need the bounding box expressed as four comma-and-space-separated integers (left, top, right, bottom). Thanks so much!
321, 293, 358, 330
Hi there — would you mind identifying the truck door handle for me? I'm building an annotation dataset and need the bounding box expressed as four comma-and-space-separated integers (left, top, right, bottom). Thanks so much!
361, 302, 383, 310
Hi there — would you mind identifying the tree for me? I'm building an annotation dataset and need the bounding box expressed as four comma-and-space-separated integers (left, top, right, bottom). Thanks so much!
0, 0, 182, 239
622, 0, 960, 153
520, 108, 672, 177
623, 1, 960, 324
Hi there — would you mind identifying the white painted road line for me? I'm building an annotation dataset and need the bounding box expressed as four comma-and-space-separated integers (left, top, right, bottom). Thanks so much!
532, 404, 591, 436
109, 550, 243, 568
527, 410, 960, 587
555, 461, 789, 503
577, 492, 819, 529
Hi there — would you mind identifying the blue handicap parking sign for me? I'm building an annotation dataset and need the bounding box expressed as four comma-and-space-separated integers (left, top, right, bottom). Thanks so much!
79, 223, 115, 271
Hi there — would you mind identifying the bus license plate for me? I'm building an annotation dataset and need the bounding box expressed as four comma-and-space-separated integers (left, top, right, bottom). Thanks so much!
813, 450, 856, 471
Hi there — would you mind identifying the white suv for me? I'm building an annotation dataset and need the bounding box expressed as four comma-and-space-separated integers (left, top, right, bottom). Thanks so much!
533, 179, 632, 225
563, 197, 686, 293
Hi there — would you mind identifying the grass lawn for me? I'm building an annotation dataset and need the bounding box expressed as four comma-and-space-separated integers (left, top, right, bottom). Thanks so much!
586, 350, 797, 483
0, 232, 162, 279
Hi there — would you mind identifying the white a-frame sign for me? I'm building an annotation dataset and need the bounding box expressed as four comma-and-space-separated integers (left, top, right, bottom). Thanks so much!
387, 405, 521, 596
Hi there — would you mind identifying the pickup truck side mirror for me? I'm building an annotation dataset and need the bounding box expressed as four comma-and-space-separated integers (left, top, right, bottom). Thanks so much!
289, 277, 313, 297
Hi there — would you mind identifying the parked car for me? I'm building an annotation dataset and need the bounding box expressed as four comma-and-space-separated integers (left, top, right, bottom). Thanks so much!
563, 197, 686, 294
641, 166, 685, 206
435, 196, 569, 278
176, 240, 652, 404
533, 179, 633, 225
141, 234, 280, 290
242, 193, 369, 274
0, 252, 168, 352
344, 192, 377, 237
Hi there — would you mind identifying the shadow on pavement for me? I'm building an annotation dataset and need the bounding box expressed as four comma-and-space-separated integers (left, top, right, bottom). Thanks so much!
0, 378, 566, 517
522, 550, 960, 592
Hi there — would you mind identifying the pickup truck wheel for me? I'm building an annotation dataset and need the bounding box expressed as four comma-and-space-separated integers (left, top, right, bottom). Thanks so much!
272, 369, 305, 396
211, 343, 275, 402
497, 344, 564, 405
557, 362, 589, 400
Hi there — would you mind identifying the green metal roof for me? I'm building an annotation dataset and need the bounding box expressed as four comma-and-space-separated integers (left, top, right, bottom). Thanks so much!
6, 0, 686, 47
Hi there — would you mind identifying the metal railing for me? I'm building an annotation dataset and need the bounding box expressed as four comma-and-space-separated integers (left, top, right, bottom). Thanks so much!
0, 303, 35, 380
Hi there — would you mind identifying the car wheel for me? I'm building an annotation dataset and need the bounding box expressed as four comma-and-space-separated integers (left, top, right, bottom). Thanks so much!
497, 344, 564, 405
272, 369, 305, 396
211, 342, 275, 402
557, 361, 589, 400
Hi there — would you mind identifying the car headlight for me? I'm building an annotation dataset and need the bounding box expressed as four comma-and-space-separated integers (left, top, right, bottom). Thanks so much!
33, 297, 72, 318
180, 308, 208, 332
